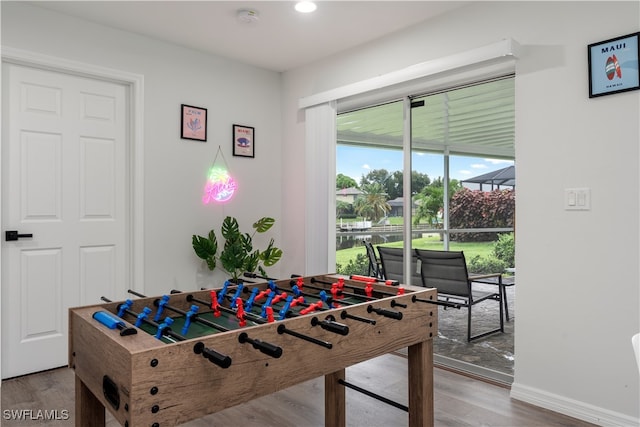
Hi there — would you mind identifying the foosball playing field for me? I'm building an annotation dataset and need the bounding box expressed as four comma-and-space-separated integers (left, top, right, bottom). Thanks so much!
69, 274, 438, 427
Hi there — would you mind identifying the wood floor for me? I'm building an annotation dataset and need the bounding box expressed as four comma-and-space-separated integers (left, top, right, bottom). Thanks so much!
1, 352, 595, 427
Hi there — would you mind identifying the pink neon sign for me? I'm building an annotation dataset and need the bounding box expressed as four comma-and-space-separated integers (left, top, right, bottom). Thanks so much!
202, 167, 236, 203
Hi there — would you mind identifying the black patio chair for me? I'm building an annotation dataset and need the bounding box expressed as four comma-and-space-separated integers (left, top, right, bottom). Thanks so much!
376, 246, 422, 286
364, 241, 384, 279
415, 249, 504, 342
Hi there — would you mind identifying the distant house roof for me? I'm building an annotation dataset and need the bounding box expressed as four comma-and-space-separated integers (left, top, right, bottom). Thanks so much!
387, 197, 417, 207
336, 187, 363, 196
387, 197, 404, 207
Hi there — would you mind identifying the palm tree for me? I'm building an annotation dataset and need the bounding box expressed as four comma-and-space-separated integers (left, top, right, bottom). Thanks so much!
336, 200, 353, 217
414, 178, 461, 226
354, 183, 391, 222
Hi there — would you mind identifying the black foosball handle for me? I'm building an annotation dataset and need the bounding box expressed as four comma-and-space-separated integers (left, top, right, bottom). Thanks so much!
367, 305, 403, 320
193, 342, 232, 369
238, 332, 283, 358
340, 310, 376, 325
311, 316, 349, 336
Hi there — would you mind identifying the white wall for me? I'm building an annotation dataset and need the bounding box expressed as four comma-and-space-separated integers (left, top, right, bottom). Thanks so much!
2, 1, 639, 424
281, 1, 639, 425
1, 2, 284, 295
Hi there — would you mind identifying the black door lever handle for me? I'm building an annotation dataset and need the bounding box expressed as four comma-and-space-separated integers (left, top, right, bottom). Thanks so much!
5, 230, 33, 241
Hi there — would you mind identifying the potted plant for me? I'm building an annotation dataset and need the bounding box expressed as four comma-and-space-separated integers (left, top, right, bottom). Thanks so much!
192, 216, 282, 283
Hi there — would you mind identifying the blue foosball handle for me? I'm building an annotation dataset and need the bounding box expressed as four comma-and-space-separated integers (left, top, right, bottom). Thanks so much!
93, 311, 137, 336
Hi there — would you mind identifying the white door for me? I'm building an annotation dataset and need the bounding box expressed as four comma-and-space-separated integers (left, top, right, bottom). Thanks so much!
1, 63, 129, 378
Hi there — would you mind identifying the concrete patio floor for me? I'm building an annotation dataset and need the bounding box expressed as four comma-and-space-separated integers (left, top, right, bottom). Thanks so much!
432, 282, 515, 379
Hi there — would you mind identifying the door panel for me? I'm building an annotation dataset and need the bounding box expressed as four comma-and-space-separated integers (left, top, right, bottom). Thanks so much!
1, 63, 129, 378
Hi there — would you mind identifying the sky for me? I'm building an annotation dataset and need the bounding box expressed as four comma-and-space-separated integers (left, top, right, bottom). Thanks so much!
337, 145, 514, 186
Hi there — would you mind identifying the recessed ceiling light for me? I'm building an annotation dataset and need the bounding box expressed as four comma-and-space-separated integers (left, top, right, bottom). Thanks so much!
237, 9, 260, 24
295, 1, 317, 13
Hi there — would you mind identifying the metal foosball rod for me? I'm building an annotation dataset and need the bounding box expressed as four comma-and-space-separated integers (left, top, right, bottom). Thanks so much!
238, 332, 283, 358
223, 285, 340, 320
127, 290, 231, 332
193, 342, 232, 369
367, 304, 403, 320
243, 273, 366, 309
276, 324, 333, 349
100, 297, 187, 342
313, 275, 401, 296
102, 296, 233, 368
244, 272, 359, 303
187, 285, 325, 323
300, 277, 378, 301
309, 277, 392, 300
243, 275, 389, 324
310, 315, 349, 336
349, 274, 400, 287
339, 309, 377, 325
244, 277, 355, 313
287, 277, 372, 303
184, 293, 267, 325
243, 272, 278, 281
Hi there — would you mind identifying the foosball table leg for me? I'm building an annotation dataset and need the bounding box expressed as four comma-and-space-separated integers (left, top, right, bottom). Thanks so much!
325, 369, 346, 427
408, 340, 434, 427
75, 375, 105, 427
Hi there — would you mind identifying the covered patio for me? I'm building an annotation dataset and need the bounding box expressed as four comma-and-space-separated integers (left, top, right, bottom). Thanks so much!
461, 165, 515, 191
432, 280, 515, 383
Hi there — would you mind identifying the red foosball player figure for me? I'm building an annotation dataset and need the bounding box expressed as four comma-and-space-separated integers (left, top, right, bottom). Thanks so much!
265, 306, 275, 323
236, 298, 246, 327
331, 283, 342, 300
271, 292, 288, 305
365, 282, 373, 298
289, 296, 305, 308
397, 287, 405, 295
300, 301, 323, 315
210, 290, 221, 317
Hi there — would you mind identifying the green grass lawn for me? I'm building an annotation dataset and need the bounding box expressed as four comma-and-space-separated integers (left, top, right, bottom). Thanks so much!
336, 233, 495, 267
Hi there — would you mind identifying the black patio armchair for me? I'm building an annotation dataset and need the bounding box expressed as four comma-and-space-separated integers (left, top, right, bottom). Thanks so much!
364, 241, 384, 279
415, 249, 504, 342
376, 246, 422, 286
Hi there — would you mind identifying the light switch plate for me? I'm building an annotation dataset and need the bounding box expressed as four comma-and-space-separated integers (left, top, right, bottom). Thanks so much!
565, 188, 591, 210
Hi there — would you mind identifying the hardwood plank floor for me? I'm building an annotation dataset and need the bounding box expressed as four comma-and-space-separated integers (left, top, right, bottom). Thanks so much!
1, 352, 595, 426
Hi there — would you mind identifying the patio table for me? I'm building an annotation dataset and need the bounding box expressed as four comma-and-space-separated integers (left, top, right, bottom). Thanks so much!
470, 274, 515, 321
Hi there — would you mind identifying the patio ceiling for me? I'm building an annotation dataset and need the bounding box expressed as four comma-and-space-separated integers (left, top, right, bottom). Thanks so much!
337, 76, 515, 159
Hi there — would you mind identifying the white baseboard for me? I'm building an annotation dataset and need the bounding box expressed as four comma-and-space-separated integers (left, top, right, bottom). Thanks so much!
510, 382, 640, 427
434, 354, 513, 386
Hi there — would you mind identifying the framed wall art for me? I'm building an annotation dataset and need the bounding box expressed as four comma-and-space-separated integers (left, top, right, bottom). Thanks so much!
181, 104, 208, 141
588, 32, 640, 98
233, 124, 255, 158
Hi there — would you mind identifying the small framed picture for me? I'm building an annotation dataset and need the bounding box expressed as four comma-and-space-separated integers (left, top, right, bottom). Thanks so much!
588, 32, 640, 98
233, 124, 255, 158
181, 104, 207, 141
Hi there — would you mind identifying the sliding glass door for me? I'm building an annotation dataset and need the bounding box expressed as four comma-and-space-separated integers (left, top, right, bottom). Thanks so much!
335, 76, 515, 381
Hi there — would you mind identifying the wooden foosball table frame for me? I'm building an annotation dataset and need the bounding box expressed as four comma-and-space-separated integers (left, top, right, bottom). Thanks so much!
69, 274, 437, 426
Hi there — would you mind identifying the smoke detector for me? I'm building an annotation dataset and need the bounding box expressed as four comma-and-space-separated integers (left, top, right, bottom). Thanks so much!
237, 9, 259, 24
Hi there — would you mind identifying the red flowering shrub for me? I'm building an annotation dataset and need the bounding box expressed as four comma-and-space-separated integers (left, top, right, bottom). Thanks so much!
449, 188, 515, 242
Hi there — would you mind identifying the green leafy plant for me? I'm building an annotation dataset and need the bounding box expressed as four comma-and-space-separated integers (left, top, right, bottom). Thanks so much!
192, 216, 282, 282
335, 253, 369, 276
467, 255, 507, 275
493, 232, 515, 267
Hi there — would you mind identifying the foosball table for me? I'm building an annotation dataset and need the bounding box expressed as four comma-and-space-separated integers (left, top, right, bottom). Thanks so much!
69, 274, 438, 426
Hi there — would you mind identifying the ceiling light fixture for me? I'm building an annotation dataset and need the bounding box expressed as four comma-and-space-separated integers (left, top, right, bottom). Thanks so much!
295, 1, 317, 13
237, 9, 260, 24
